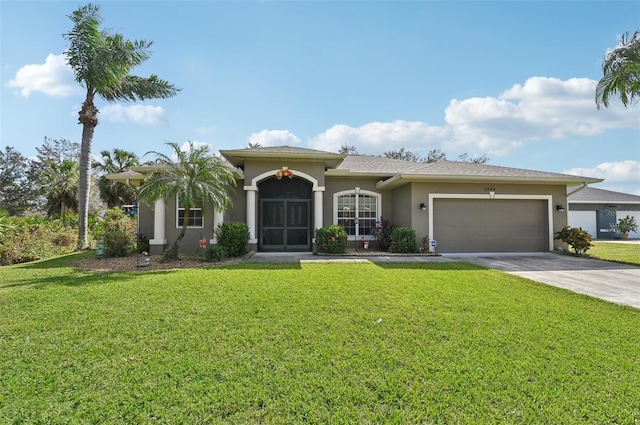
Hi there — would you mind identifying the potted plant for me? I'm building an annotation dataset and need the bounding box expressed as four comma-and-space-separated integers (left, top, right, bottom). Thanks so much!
609, 222, 622, 239
617, 215, 638, 240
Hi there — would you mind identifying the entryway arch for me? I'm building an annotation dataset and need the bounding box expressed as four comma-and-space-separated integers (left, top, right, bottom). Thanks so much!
258, 176, 312, 251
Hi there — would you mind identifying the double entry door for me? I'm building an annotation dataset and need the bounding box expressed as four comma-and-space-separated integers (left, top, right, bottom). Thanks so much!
260, 200, 311, 251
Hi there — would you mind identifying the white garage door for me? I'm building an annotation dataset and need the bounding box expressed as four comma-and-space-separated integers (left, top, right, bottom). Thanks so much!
568, 210, 597, 239
617, 211, 640, 238
433, 199, 549, 252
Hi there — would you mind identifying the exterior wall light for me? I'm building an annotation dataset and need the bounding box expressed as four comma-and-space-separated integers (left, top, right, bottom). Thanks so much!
556, 205, 565, 212
420, 203, 427, 211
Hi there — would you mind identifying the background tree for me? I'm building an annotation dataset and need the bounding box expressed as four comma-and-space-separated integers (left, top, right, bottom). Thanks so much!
41, 159, 80, 216
383, 148, 424, 162
0, 147, 36, 215
29, 137, 80, 211
426, 148, 447, 163
138, 142, 236, 260
383, 148, 490, 164
456, 153, 490, 164
596, 30, 640, 109
93, 148, 140, 208
63, 3, 180, 250
338, 143, 360, 155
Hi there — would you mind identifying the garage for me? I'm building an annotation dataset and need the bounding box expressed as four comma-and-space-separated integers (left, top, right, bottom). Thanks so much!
568, 210, 597, 239
432, 198, 549, 252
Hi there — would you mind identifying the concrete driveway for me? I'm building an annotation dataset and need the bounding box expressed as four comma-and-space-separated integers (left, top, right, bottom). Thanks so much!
446, 252, 640, 309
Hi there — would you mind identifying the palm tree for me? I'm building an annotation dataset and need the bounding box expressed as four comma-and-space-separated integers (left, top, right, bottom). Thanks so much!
64, 3, 180, 250
41, 159, 80, 216
93, 148, 140, 208
596, 30, 640, 109
138, 142, 236, 260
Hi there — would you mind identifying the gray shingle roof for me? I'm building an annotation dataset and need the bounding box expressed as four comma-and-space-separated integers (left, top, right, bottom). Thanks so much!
220, 145, 344, 167
336, 156, 598, 182
568, 186, 640, 203
334, 155, 424, 174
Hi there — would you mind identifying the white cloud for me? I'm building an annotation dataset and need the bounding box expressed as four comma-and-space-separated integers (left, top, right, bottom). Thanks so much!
302, 77, 637, 158
308, 120, 451, 154
564, 161, 640, 182
444, 77, 638, 156
101, 104, 166, 125
6, 54, 79, 98
247, 129, 300, 147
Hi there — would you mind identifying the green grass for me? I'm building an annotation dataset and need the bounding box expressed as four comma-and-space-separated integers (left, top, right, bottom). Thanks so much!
1, 254, 639, 424
589, 241, 640, 266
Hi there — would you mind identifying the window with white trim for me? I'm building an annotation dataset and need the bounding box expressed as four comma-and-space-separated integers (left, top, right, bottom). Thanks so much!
334, 190, 380, 239
176, 195, 203, 228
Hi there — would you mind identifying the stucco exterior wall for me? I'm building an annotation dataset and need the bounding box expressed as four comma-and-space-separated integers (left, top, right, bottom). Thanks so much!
243, 160, 326, 188
323, 176, 391, 229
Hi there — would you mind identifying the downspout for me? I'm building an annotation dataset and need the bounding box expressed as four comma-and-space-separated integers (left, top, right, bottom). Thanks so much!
568, 182, 589, 196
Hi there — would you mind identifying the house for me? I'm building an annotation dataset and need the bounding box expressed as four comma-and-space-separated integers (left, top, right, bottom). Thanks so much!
568, 186, 640, 239
108, 146, 602, 254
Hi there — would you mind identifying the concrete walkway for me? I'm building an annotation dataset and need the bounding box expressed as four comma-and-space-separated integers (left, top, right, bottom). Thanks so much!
248, 251, 640, 309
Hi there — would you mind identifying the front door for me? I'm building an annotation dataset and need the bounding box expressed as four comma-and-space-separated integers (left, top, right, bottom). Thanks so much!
260, 200, 311, 251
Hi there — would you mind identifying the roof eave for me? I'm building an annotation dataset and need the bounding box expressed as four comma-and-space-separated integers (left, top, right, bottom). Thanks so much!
220, 149, 345, 168
376, 174, 603, 190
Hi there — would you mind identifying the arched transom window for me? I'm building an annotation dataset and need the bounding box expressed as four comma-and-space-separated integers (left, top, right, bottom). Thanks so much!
334, 189, 381, 239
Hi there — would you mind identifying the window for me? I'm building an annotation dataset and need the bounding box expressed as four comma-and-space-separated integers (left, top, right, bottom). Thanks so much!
176, 195, 203, 228
334, 190, 380, 239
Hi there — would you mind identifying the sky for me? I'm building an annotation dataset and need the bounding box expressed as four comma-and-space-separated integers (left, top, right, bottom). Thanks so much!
1, 1, 639, 194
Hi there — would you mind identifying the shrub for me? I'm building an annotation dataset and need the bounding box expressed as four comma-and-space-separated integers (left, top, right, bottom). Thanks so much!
389, 227, 418, 253
204, 245, 228, 262
135, 232, 150, 254
554, 225, 593, 254
216, 222, 250, 258
372, 216, 396, 251
618, 215, 638, 234
0, 213, 77, 265
104, 229, 135, 257
315, 225, 348, 254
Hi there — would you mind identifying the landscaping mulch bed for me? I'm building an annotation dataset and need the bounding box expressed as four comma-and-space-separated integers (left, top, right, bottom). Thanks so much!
74, 253, 233, 273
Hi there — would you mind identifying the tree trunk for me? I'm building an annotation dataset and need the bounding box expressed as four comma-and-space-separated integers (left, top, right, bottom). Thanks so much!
167, 206, 190, 259
76, 93, 98, 250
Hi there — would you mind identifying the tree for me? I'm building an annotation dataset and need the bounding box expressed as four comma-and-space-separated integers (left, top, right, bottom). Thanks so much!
596, 30, 640, 109
93, 149, 140, 208
383, 148, 424, 162
34, 137, 80, 168
383, 148, 490, 164
138, 142, 236, 260
338, 143, 360, 155
426, 148, 447, 163
0, 147, 36, 215
63, 3, 180, 250
41, 159, 80, 216
456, 153, 490, 164
29, 137, 80, 211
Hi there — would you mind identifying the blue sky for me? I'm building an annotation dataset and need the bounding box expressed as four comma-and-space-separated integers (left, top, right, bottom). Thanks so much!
2, 1, 639, 194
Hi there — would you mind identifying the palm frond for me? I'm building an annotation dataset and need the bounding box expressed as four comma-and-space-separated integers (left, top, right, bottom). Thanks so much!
596, 30, 640, 109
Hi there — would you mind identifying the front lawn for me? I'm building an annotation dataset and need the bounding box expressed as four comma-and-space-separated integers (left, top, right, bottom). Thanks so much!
1, 254, 639, 423
589, 241, 640, 266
